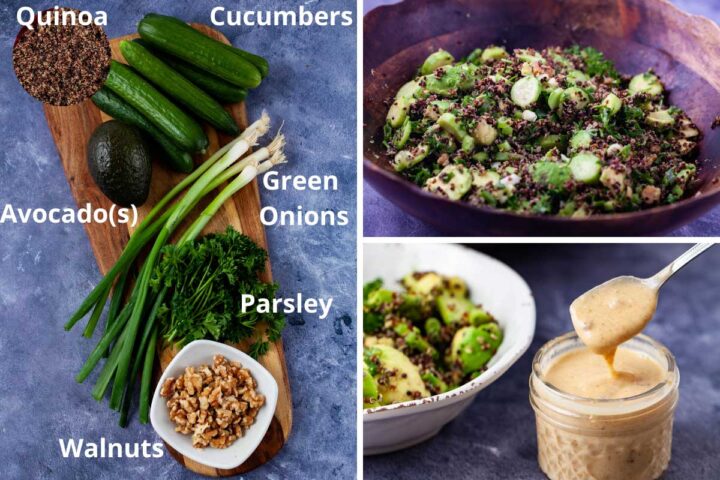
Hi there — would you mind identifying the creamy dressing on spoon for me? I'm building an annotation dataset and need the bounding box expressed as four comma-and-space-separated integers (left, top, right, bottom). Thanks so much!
570, 276, 658, 372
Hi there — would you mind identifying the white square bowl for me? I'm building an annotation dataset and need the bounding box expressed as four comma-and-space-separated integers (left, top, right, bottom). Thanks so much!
150, 339, 278, 470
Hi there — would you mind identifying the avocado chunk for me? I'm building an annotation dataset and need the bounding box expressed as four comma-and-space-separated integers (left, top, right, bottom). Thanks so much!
420, 50, 455, 75
87, 120, 152, 207
363, 362, 380, 408
445, 276, 468, 298
425, 164, 473, 200
386, 80, 421, 127
646, 109, 675, 128
480, 46, 508, 63
364, 345, 429, 404
393, 321, 438, 359
436, 294, 474, 325
449, 323, 503, 375
402, 271, 444, 297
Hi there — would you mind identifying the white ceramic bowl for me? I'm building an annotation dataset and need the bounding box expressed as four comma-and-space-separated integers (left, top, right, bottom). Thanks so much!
363, 243, 536, 455
150, 340, 278, 469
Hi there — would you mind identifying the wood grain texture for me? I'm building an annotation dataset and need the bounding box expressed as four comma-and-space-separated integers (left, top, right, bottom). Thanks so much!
44, 24, 291, 476
363, 0, 720, 236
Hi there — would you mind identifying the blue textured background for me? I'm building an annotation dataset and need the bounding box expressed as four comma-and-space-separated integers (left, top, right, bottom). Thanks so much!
363, 244, 720, 479
363, 0, 720, 237
0, 1, 356, 479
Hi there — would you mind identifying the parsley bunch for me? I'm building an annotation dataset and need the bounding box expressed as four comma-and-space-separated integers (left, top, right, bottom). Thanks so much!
152, 227, 285, 358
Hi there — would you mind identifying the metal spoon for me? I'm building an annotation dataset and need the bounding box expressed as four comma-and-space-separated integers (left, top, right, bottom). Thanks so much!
644, 243, 714, 289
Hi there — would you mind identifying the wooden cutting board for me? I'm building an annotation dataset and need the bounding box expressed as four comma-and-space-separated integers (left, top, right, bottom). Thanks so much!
43, 24, 292, 476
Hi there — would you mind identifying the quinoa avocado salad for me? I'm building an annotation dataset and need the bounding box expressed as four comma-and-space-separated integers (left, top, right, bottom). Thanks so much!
363, 272, 503, 408
383, 45, 703, 216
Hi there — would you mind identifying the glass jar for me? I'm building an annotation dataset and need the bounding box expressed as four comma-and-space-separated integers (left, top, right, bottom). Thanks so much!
529, 332, 679, 480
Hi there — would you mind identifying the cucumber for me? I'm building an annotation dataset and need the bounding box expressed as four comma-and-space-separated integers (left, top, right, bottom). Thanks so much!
138, 14, 262, 88
155, 14, 269, 78
146, 48, 247, 104
629, 72, 663, 97
105, 60, 208, 153
121, 40, 239, 135
218, 42, 269, 79
570, 130, 593, 150
569, 153, 602, 184
91, 87, 194, 173
511, 76, 541, 107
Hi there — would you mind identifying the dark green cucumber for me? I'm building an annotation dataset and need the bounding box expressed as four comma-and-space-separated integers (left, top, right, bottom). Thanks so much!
91, 87, 194, 173
220, 43, 268, 79
147, 49, 247, 104
138, 14, 262, 88
105, 60, 208, 153
150, 14, 268, 78
120, 40, 239, 135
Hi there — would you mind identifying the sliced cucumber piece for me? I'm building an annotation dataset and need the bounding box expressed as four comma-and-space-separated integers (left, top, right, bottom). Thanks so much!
563, 87, 589, 109
511, 76, 541, 107
547, 88, 564, 110
601, 93, 622, 115
570, 129, 593, 150
420, 50, 455, 75
567, 70, 589, 84
570, 153, 602, 184
496, 117, 513, 136
629, 72, 663, 96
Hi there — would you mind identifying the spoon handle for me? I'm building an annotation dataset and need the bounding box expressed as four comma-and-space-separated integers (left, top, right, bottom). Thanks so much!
652, 243, 714, 287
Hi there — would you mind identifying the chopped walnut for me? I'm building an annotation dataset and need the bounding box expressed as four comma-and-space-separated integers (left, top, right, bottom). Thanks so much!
161, 354, 265, 449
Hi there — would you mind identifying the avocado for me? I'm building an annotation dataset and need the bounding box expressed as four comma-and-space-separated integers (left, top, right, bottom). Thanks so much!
364, 345, 429, 404
87, 120, 152, 206
449, 323, 503, 375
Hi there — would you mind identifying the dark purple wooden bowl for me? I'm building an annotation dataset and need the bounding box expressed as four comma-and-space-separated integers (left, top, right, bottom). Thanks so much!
364, 0, 720, 236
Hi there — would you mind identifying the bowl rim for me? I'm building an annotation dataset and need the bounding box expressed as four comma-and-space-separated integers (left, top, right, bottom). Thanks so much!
363, 159, 720, 225
362, 244, 536, 420
362, 0, 720, 226
149, 339, 279, 470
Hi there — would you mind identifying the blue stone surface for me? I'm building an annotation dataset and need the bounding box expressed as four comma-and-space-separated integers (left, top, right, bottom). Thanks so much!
0, 1, 356, 478
363, 0, 720, 237
364, 244, 720, 479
